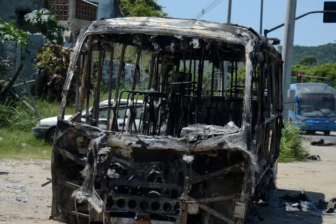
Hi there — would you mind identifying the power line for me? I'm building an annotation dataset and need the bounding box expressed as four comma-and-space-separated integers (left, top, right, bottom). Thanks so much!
195, 0, 222, 19
192, 0, 217, 18
194, 0, 224, 20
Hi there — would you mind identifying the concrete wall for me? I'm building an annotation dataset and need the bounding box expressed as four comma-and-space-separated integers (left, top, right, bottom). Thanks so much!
1, 0, 46, 32
96, 0, 121, 20
102, 59, 148, 87
61, 0, 121, 44
23, 34, 47, 79
0, 34, 46, 81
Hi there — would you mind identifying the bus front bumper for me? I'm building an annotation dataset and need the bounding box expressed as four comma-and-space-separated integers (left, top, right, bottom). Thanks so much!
298, 122, 336, 131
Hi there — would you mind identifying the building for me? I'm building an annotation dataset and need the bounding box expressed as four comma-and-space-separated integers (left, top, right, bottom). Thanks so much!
0, 0, 122, 78
1, 0, 123, 43
49, 0, 122, 43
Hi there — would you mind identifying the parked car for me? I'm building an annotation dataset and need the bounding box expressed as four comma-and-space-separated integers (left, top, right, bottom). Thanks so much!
32, 99, 142, 144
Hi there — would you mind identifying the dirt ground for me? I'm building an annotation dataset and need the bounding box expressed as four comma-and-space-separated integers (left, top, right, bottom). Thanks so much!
0, 139, 335, 224
0, 159, 55, 224
249, 139, 336, 224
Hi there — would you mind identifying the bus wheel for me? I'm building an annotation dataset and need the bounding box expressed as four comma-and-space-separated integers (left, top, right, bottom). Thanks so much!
324, 131, 330, 136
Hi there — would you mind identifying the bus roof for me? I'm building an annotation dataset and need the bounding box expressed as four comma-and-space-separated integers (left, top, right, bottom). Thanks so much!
290, 83, 335, 94
81, 17, 280, 56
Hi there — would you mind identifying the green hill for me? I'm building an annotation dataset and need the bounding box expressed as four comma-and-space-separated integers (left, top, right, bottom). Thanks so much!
291, 43, 336, 65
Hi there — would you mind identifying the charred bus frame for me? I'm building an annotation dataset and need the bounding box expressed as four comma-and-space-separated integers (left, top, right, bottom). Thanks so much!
51, 17, 283, 224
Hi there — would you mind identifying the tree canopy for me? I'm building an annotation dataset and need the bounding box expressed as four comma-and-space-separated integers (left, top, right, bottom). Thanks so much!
120, 0, 168, 17
292, 61, 336, 87
24, 8, 67, 44
299, 55, 317, 66
288, 43, 336, 65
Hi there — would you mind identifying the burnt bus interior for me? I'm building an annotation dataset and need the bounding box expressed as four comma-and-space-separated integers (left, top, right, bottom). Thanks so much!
74, 34, 246, 134
53, 23, 283, 224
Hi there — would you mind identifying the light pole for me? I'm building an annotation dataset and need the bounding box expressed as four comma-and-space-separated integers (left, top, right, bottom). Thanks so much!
260, 0, 264, 34
227, 0, 232, 23
282, 0, 297, 121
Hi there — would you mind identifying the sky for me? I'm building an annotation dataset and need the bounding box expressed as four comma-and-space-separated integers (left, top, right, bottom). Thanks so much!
156, 0, 336, 46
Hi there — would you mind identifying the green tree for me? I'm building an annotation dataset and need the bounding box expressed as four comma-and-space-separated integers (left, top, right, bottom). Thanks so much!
120, 0, 168, 17
24, 8, 67, 44
0, 18, 33, 61
292, 61, 336, 87
299, 55, 317, 66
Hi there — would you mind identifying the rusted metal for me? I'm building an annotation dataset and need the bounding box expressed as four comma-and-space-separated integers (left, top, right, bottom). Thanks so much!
50, 17, 283, 224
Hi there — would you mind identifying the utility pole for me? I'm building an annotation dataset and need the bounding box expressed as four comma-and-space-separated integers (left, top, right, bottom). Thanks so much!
227, 0, 232, 23
282, 0, 297, 120
260, 0, 264, 34
223, 0, 232, 96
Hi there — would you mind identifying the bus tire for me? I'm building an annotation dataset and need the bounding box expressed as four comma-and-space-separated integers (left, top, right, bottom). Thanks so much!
324, 131, 330, 136
46, 128, 56, 145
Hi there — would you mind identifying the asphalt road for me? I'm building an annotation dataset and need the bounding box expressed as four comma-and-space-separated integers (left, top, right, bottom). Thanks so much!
302, 131, 336, 143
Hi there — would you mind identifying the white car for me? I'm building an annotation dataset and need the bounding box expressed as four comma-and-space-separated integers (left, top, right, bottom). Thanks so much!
32, 99, 143, 144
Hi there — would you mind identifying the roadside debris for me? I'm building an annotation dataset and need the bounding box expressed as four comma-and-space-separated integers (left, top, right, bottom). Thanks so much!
319, 198, 336, 213
311, 139, 335, 146
41, 178, 52, 187
280, 190, 313, 202
286, 201, 318, 212
307, 155, 321, 161
16, 196, 28, 203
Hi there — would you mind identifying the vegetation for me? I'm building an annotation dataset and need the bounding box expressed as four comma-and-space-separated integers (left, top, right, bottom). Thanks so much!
24, 8, 68, 44
279, 121, 309, 163
281, 43, 336, 65
0, 57, 12, 77
0, 98, 65, 159
291, 61, 336, 86
32, 43, 73, 102
120, 0, 167, 17
0, 18, 33, 60
0, 89, 117, 159
299, 55, 317, 66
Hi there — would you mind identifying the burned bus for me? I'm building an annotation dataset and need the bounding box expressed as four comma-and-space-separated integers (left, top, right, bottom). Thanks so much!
51, 17, 283, 224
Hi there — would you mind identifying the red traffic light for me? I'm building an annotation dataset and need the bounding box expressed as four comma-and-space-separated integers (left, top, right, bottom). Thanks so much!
297, 73, 302, 83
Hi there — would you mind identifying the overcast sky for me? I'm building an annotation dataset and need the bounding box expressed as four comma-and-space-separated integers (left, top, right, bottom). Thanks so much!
156, 0, 336, 46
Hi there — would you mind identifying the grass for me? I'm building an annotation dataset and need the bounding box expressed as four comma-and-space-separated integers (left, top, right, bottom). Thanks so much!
279, 121, 309, 163
0, 128, 52, 159
0, 91, 110, 160
0, 98, 68, 159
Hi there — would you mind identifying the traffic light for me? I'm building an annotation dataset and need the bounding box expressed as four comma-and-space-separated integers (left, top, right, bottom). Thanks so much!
297, 73, 302, 83
323, 2, 336, 23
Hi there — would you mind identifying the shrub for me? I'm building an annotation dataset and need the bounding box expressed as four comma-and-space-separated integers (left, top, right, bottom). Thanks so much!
0, 18, 33, 61
279, 121, 309, 162
0, 100, 37, 130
